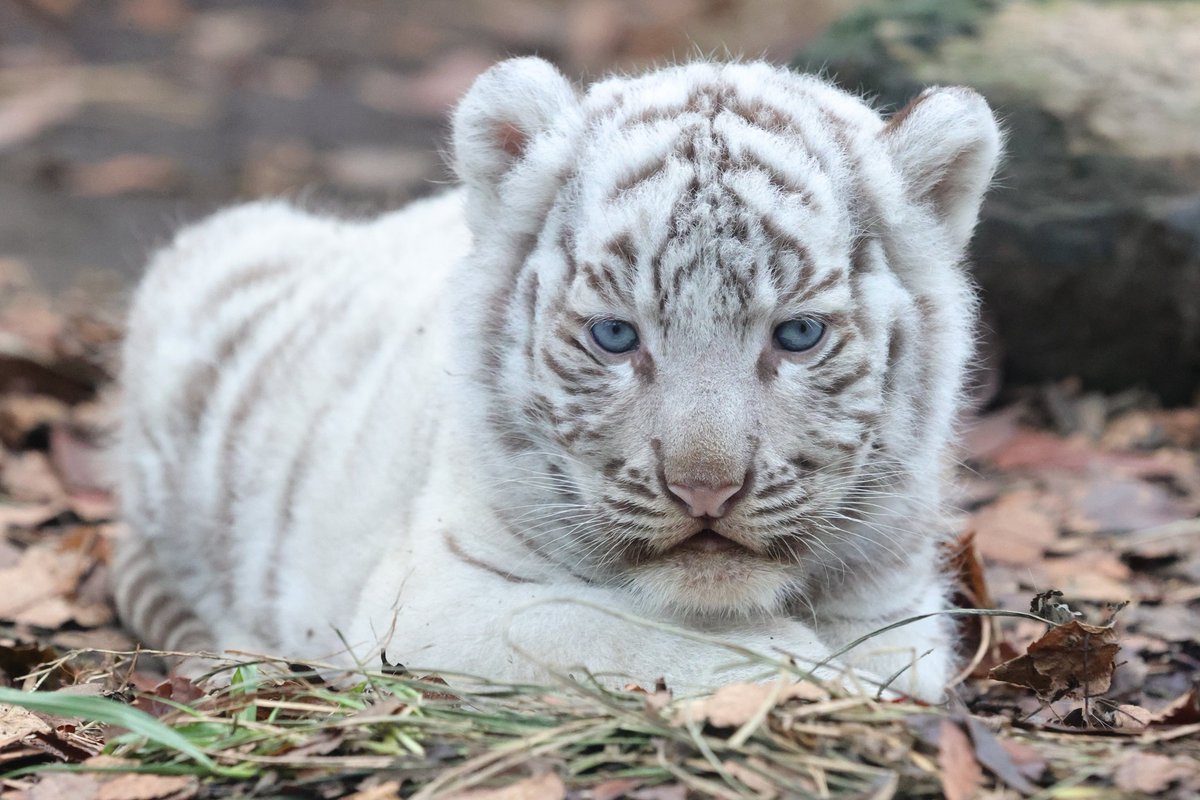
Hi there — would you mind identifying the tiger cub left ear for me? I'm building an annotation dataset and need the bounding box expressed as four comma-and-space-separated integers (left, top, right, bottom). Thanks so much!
881, 87, 1002, 253
452, 58, 579, 208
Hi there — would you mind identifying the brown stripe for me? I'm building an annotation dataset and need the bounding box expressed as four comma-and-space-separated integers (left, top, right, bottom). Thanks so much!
191, 262, 292, 324
443, 531, 537, 584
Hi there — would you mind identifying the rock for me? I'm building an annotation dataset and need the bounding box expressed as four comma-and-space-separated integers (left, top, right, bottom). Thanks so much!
796, 0, 1200, 402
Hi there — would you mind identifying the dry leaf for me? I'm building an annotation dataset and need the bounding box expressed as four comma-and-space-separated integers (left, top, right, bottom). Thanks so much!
722, 759, 778, 798
970, 490, 1059, 565
0, 396, 68, 449
1040, 552, 1131, 603
447, 772, 565, 800
0, 703, 51, 749
342, 781, 402, 800
1113, 704, 1153, 731
1151, 687, 1200, 726
23, 771, 101, 800
962, 716, 1039, 794
68, 155, 182, 197
94, 774, 196, 800
1, 452, 65, 504
989, 620, 1119, 698
1113, 751, 1193, 794
589, 778, 642, 800
936, 719, 982, 800
680, 680, 829, 728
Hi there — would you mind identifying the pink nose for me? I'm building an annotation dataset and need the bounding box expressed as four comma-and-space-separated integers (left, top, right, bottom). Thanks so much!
667, 482, 743, 518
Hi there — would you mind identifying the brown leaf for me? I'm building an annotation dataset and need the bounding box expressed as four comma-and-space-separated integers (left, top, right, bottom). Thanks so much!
588, 778, 642, 800
0, 396, 68, 449
1069, 476, 1187, 534
997, 738, 1048, 785
947, 532, 994, 608
1040, 552, 1131, 603
1113, 704, 1153, 731
446, 773, 565, 800
970, 490, 1060, 565
680, 680, 829, 729
1151, 687, 1200, 726
723, 759, 778, 799
130, 675, 205, 719
24, 772, 100, 800
936, 719, 982, 800
0, 703, 51, 749
342, 782, 402, 800
1113, 752, 1194, 795
50, 423, 115, 495
962, 716, 1039, 794
0, 501, 65, 539
0, 531, 106, 628
989, 620, 1119, 698
67, 155, 182, 197
0, 76, 84, 152
94, 774, 196, 800
1, 452, 65, 504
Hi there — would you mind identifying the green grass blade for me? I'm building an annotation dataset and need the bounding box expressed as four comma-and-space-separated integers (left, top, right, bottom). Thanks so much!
0, 686, 219, 772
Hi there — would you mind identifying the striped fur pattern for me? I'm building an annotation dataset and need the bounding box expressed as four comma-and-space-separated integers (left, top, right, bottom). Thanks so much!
114, 59, 1000, 700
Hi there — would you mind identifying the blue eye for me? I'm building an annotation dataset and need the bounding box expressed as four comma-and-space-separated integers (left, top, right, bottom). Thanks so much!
773, 318, 826, 352
590, 319, 639, 353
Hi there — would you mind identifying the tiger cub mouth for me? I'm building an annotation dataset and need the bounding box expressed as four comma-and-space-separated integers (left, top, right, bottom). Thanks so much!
673, 528, 748, 554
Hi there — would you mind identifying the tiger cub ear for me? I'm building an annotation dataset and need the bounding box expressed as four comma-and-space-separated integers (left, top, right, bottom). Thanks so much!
881, 87, 1002, 253
452, 58, 578, 205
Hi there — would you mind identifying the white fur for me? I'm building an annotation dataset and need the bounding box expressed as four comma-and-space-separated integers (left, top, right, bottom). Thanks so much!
114, 59, 1001, 701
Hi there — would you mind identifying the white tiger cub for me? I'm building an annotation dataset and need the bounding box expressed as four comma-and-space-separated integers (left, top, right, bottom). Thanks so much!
113, 58, 1000, 701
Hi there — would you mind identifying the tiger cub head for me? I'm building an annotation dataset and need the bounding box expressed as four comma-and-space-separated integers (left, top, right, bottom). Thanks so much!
451, 58, 1000, 618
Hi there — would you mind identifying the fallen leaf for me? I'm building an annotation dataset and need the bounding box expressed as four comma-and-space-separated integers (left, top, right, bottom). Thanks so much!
0, 703, 51, 749
0, 501, 66, 538
0, 76, 84, 152
25, 772, 100, 800
1068, 477, 1187, 534
1113, 704, 1153, 731
963, 716, 1039, 794
447, 772, 566, 800
0, 396, 68, 449
67, 155, 182, 197
989, 620, 1119, 698
680, 680, 829, 728
94, 774, 197, 800
1040, 552, 1131, 603
1124, 603, 1200, 644
722, 759, 778, 798
1, 451, 65, 504
1113, 751, 1192, 794
970, 490, 1060, 565
50, 423, 115, 494
1151, 687, 1200, 726
936, 719, 982, 800
589, 778, 642, 800
342, 781, 402, 800
996, 737, 1048, 785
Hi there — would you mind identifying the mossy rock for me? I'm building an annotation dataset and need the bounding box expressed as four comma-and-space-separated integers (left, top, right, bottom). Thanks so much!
797, 0, 1200, 402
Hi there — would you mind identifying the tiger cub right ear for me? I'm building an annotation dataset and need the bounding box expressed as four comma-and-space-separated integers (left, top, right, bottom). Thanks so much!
452, 58, 578, 207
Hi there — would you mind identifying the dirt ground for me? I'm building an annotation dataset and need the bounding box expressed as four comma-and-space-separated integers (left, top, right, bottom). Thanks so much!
1, 0, 860, 303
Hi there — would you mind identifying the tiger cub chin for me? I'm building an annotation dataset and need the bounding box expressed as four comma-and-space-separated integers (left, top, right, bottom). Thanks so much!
112, 58, 1000, 701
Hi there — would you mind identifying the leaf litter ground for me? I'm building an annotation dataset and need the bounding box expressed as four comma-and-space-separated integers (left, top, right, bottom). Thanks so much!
2, 273, 1200, 799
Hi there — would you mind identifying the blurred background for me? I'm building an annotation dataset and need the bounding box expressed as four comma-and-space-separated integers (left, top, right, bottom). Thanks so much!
1, 0, 1199, 403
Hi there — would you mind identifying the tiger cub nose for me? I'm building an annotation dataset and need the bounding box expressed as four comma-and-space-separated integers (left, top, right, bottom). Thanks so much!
667, 482, 744, 518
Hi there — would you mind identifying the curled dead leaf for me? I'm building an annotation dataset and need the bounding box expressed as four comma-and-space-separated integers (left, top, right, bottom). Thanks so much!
989, 620, 1119, 698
